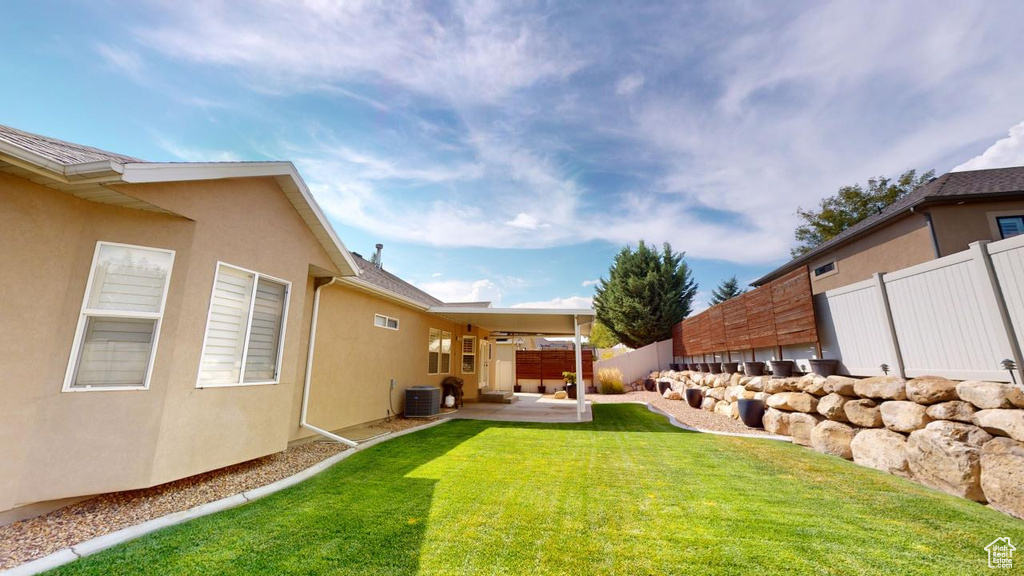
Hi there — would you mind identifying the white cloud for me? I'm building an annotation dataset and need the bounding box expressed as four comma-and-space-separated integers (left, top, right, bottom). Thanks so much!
953, 121, 1024, 172
96, 43, 144, 78
431, 272, 443, 278
505, 213, 544, 230
615, 73, 645, 96
581, 279, 600, 287
511, 296, 593, 309
418, 278, 503, 304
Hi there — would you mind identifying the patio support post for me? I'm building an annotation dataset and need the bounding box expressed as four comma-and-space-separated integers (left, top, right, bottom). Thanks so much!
574, 314, 584, 421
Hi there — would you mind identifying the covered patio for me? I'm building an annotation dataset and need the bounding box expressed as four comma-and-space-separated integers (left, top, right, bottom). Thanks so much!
427, 306, 595, 421
445, 393, 591, 423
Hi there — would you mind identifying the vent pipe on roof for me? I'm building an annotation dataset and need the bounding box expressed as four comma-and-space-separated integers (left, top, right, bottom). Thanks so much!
373, 244, 383, 268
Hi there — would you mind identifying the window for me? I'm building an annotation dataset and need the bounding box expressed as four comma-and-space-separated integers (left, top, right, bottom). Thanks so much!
813, 261, 836, 278
374, 314, 399, 330
996, 215, 1024, 239
440, 331, 452, 373
197, 263, 290, 387
63, 242, 175, 391
461, 336, 477, 374
428, 328, 441, 374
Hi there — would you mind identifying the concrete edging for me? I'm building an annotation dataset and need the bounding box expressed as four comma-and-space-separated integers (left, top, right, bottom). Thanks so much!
1, 418, 451, 576
640, 401, 792, 441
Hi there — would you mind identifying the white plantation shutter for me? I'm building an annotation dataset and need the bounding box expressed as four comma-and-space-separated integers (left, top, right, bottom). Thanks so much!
461, 336, 477, 374
198, 264, 290, 386
66, 243, 174, 390
243, 278, 286, 382
440, 331, 452, 373
428, 328, 441, 374
199, 266, 254, 385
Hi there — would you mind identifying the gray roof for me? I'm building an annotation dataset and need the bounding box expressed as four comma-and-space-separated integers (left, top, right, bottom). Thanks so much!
351, 253, 444, 307
0, 123, 144, 166
754, 165, 1024, 285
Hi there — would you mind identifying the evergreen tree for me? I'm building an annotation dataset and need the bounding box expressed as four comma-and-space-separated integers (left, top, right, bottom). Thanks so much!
593, 241, 697, 349
709, 276, 745, 306
587, 320, 620, 349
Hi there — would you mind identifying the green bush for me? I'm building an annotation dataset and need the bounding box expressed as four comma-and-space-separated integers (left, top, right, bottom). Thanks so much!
597, 368, 625, 394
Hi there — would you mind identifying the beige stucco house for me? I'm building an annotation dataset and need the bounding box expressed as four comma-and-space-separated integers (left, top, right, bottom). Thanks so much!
754, 167, 1024, 293
0, 124, 593, 523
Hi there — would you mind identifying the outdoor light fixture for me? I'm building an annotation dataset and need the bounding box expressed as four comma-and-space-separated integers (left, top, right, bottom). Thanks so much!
880, 363, 890, 375
1001, 359, 1018, 385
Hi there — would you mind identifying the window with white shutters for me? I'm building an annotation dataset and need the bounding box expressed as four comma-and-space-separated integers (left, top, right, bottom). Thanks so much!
461, 336, 477, 374
440, 331, 452, 374
428, 328, 441, 374
198, 263, 290, 387
64, 242, 175, 391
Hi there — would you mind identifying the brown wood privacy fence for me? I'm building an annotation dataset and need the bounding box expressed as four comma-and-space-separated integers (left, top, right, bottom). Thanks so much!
515, 350, 594, 382
674, 268, 817, 357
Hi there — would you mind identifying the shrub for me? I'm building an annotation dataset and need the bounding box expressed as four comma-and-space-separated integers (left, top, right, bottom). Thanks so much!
597, 368, 625, 394
562, 371, 577, 385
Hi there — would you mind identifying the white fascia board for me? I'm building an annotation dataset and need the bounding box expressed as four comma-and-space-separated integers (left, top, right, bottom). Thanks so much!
121, 161, 360, 277
335, 276, 432, 311
428, 306, 596, 317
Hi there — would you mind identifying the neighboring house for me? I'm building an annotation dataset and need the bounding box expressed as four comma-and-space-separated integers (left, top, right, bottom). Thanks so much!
0, 124, 594, 523
753, 166, 1024, 293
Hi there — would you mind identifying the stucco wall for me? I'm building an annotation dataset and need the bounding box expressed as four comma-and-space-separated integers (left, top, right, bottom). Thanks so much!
928, 199, 1024, 256
807, 214, 935, 294
294, 284, 488, 439
0, 174, 336, 513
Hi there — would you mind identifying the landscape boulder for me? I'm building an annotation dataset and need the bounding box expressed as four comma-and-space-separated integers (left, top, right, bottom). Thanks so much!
925, 401, 977, 423
725, 385, 747, 403
745, 377, 765, 392
811, 421, 857, 459
823, 375, 858, 396
714, 400, 732, 416
971, 409, 1024, 442
753, 391, 770, 402
956, 381, 1024, 409
905, 377, 959, 405
798, 374, 828, 396
701, 397, 716, 411
553, 391, 568, 399
763, 407, 790, 436
788, 413, 825, 446
817, 393, 852, 422
980, 438, 1024, 519
906, 421, 993, 502
880, 401, 932, 433
663, 389, 682, 401
853, 376, 907, 401
706, 387, 727, 401
850, 428, 912, 478
844, 399, 884, 428
765, 392, 819, 413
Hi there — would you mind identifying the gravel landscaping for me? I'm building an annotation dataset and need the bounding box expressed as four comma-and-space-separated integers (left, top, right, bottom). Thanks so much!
0, 440, 348, 570
590, 391, 774, 436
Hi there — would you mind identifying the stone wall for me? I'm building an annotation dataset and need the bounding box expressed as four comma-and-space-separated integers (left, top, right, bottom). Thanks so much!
652, 370, 1024, 519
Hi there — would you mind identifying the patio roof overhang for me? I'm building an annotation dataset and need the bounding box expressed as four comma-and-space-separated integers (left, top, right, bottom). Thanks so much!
426, 306, 595, 336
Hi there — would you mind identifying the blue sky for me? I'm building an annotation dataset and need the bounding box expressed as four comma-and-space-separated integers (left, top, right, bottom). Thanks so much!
4, 1, 1024, 309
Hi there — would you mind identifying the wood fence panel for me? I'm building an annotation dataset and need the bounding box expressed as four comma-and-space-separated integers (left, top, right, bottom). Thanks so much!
708, 306, 726, 351
745, 284, 778, 349
515, 350, 541, 381
772, 268, 818, 345
672, 321, 684, 357
723, 294, 750, 350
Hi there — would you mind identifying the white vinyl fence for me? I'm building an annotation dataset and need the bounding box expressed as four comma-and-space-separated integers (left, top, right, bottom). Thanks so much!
817, 237, 1024, 382
593, 338, 673, 384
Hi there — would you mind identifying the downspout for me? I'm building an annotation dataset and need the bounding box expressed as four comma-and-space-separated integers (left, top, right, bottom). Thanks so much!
911, 206, 941, 258
300, 277, 360, 448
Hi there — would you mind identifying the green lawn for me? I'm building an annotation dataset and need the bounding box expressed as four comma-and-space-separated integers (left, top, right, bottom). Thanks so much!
49, 405, 1022, 575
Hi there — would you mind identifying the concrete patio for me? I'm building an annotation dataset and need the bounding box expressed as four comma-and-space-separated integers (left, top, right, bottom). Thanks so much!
445, 394, 592, 423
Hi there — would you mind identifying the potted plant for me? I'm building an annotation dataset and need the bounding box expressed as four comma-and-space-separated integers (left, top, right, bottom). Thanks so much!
563, 371, 578, 399
721, 362, 739, 374
514, 384, 522, 393
643, 378, 656, 391
685, 388, 703, 408
537, 384, 547, 394
743, 361, 765, 376
737, 397, 766, 428
808, 358, 839, 377
708, 362, 723, 374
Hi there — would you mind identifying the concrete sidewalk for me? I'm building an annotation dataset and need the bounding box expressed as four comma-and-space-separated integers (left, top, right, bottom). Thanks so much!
446, 394, 592, 423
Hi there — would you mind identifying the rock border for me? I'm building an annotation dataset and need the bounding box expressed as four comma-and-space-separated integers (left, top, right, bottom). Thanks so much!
641, 402, 791, 441
1, 419, 450, 576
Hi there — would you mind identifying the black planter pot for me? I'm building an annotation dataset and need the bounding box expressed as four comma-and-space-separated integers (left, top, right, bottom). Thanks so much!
809, 359, 839, 377
514, 384, 522, 393
708, 363, 723, 374
656, 380, 672, 395
743, 361, 765, 376
685, 388, 704, 408
567, 383, 577, 399
587, 385, 597, 394
537, 385, 547, 394
737, 398, 766, 428
685, 363, 696, 371
643, 378, 657, 392
669, 363, 681, 371
721, 362, 739, 374
770, 360, 795, 379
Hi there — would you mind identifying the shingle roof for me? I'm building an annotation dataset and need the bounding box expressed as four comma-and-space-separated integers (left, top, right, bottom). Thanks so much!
754, 165, 1024, 286
351, 253, 444, 307
0, 124, 143, 166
